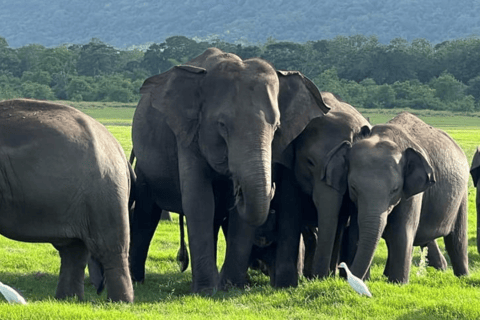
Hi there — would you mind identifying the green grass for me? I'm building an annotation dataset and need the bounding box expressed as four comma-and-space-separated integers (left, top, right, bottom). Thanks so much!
0, 105, 480, 319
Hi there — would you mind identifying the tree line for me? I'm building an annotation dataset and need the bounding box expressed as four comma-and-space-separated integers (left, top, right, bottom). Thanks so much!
1, 35, 479, 111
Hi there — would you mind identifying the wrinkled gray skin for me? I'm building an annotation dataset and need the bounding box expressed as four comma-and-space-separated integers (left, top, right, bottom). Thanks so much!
470, 146, 480, 254
328, 112, 469, 283
250, 93, 370, 287
249, 208, 316, 279
0, 99, 134, 302
129, 48, 330, 293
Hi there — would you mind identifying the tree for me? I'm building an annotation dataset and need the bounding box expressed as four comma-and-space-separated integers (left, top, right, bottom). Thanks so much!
21, 81, 55, 100
429, 72, 466, 102
66, 76, 96, 101
0, 38, 21, 77
466, 76, 480, 100
21, 70, 52, 86
76, 38, 119, 76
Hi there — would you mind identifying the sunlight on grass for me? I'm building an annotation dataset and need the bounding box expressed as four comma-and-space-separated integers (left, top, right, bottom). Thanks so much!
0, 107, 479, 319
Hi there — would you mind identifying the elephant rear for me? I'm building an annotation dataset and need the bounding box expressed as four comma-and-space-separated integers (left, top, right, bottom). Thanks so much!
0, 99, 133, 302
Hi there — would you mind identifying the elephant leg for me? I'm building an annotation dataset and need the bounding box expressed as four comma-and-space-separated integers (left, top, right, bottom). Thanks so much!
93, 251, 133, 302
383, 198, 422, 283
383, 228, 416, 283
178, 148, 218, 293
444, 195, 469, 277
329, 201, 350, 276
311, 183, 344, 278
85, 202, 133, 302
272, 166, 302, 288
424, 241, 447, 271
301, 226, 317, 279
213, 180, 233, 264
129, 170, 162, 283
54, 240, 89, 300
219, 208, 256, 289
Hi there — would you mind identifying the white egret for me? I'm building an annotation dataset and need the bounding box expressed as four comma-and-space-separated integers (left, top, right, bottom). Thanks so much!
0, 282, 27, 304
338, 262, 372, 297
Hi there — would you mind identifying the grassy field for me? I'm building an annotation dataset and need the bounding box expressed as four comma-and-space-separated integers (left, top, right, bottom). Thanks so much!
0, 105, 479, 319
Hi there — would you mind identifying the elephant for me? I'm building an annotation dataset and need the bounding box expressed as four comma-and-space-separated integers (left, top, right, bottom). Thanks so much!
0, 99, 134, 302
249, 208, 317, 279
245, 92, 370, 287
129, 47, 330, 293
327, 112, 469, 283
471, 146, 480, 254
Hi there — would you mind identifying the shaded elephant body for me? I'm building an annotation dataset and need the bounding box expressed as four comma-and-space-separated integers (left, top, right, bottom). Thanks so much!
471, 146, 480, 253
129, 48, 330, 292
338, 112, 469, 282
0, 99, 133, 302
251, 92, 370, 287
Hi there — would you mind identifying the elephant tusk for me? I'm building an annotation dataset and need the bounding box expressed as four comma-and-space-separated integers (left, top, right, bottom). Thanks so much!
0, 281, 27, 304
338, 262, 372, 297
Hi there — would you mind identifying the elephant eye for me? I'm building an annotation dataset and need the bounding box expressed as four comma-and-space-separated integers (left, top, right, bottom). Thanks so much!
350, 185, 357, 194
307, 158, 315, 167
390, 187, 400, 195
217, 121, 227, 135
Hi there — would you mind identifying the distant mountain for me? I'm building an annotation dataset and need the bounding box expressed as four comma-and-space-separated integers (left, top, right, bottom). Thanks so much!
1, 0, 480, 48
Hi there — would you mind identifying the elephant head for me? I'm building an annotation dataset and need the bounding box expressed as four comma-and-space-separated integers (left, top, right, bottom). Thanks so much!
324, 125, 435, 279
139, 48, 330, 226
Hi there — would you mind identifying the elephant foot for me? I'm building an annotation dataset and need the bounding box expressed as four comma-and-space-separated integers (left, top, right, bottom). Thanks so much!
385, 273, 409, 284
190, 272, 220, 294
272, 264, 299, 288
191, 282, 220, 295
219, 271, 248, 291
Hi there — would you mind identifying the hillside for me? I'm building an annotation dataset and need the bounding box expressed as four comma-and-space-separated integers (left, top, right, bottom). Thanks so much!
1, 0, 480, 48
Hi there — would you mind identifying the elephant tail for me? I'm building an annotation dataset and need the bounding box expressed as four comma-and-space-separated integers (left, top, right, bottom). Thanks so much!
129, 148, 135, 165
128, 161, 136, 211
176, 213, 189, 272
87, 256, 105, 295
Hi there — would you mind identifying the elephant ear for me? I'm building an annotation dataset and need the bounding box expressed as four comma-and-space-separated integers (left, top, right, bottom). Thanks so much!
471, 146, 480, 186
140, 65, 207, 147
403, 147, 436, 199
321, 141, 352, 194
273, 71, 331, 164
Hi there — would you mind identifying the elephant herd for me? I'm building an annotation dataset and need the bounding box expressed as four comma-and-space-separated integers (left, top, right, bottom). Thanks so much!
0, 48, 479, 303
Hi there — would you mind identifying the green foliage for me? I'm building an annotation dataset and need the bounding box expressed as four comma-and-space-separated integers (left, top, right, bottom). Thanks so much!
1, 34, 480, 111
66, 77, 96, 101
76, 38, 119, 77
20, 81, 55, 100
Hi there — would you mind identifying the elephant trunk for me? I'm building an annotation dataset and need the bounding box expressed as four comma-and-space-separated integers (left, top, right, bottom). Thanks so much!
349, 207, 388, 280
231, 139, 274, 227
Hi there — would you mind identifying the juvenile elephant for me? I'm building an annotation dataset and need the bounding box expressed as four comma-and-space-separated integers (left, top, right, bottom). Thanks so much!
248, 92, 370, 287
327, 112, 469, 283
471, 146, 480, 253
129, 48, 330, 293
0, 99, 134, 302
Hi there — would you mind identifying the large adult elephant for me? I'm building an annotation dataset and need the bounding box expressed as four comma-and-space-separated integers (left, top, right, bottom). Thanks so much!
327, 112, 469, 283
471, 146, 480, 253
0, 99, 134, 302
248, 92, 370, 287
129, 48, 330, 293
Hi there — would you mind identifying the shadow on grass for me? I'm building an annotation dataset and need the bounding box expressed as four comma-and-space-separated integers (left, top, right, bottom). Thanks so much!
0, 271, 58, 302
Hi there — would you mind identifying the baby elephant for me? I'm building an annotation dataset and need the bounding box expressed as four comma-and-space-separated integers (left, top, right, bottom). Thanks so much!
0, 99, 134, 302
327, 112, 470, 283
471, 146, 480, 253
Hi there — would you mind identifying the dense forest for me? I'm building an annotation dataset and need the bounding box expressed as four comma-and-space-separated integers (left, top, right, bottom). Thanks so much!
1, 34, 480, 112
